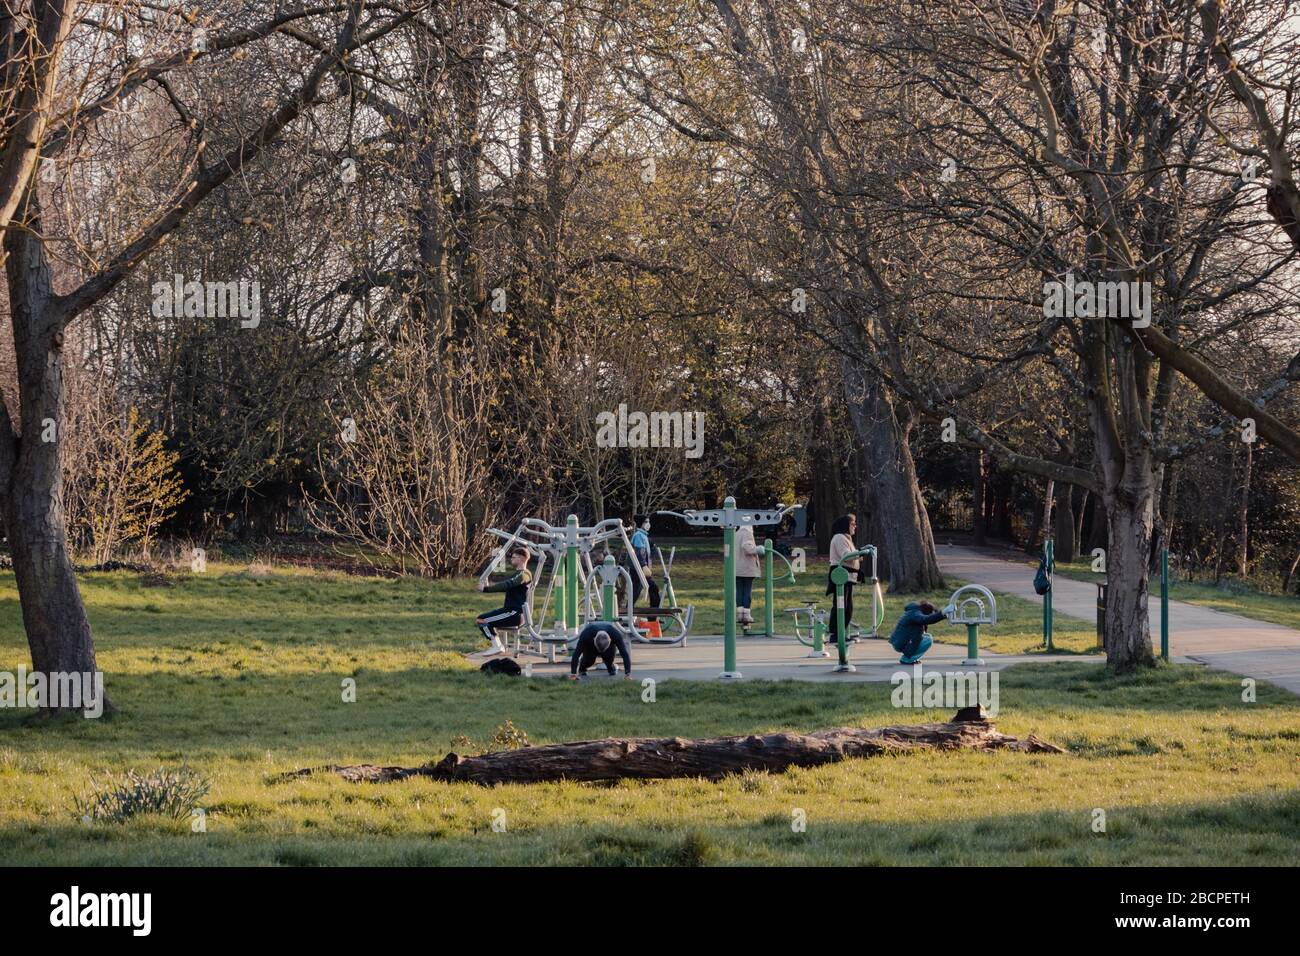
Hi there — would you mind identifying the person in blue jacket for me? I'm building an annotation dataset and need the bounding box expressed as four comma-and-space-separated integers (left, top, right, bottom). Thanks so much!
888, 600, 954, 664
627, 515, 653, 607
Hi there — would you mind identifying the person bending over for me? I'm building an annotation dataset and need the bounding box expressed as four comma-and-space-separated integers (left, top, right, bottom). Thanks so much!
888, 600, 954, 665
475, 547, 532, 653
569, 622, 633, 680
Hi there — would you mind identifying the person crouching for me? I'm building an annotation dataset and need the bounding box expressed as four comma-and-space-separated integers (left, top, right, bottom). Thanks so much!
888, 600, 953, 664
569, 622, 632, 680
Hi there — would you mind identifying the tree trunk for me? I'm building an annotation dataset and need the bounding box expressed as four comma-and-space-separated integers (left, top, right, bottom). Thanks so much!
1075, 488, 1089, 553
1237, 441, 1252, 578
843, 364, 942, 592
810, 399, 844, 555
1283, 546, 1300, 595
1102, 479, 1157, 673
991, 475, 1013, 542
971, 450, 987, 546
304, 716, 1065, 785
1053, 483, 1076, 563
1023, 487, 1044, 555
2, 204, 106, 709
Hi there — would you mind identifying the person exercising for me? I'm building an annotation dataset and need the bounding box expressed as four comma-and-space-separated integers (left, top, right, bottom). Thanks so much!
888, 600, 954, 664
568, 621, 633, 680
826, 514, 860, 644
475, 546, 532, 653
627, 515, 653, 608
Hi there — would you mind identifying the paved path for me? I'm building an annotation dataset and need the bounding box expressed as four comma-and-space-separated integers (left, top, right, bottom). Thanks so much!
938, 544, 1300, 695
469, 545, 1300, 695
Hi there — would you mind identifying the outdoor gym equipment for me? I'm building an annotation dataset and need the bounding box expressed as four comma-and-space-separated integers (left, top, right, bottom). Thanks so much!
825, 546, 887, 673
627, 546, 695, 647
656, 497, 796, 679
479, 515, 649, 660
946, 584, 997, 666
745, 538, 797, 637
585, 554, 637, 635
786, 605, 834, 657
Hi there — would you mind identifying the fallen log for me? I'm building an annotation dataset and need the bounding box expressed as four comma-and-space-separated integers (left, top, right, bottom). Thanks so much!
293, 713, 1065, 786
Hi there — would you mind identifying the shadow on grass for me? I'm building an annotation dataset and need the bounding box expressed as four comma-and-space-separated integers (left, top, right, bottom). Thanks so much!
5, 788, 1296, 866
0, 663, 1294, 764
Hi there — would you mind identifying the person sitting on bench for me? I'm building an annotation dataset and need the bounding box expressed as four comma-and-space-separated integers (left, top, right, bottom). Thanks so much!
569, 622, 632, 680
475, 546, 532, 653
888, 600, 954, 664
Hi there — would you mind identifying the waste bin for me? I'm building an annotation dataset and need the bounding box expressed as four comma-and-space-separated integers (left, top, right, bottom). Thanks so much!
1096, 581, 1107, 650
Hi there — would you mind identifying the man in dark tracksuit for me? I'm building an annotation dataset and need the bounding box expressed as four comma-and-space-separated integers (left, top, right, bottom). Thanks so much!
888, 601, 952, 664
569, 622, 632, 679
476, 547, 532, 652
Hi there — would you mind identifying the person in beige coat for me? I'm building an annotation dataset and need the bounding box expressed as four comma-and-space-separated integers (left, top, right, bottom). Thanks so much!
734, 523, 764, 629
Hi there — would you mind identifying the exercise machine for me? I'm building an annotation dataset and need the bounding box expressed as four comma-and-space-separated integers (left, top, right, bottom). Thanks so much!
824, 545, 887, 673
477, 515, 649, 661
628, 545, 695, 646
947, 584, 997, 666
745, 537, 798, 637
655, 497, 796, 679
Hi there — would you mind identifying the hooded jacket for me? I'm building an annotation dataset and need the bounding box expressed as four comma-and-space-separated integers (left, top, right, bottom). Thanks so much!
888, 602, 948, 652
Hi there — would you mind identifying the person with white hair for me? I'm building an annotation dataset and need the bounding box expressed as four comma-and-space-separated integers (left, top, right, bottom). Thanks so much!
568, 622, 633, 680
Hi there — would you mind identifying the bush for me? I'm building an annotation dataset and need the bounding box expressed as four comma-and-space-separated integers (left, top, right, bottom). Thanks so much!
73, 766, 210, 824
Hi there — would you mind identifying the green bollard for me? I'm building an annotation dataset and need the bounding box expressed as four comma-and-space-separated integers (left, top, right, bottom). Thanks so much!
1043, 538, 1054, 650
720, 497, 741, 679
601, 554, 616, 623
564, 515, 579, 638
830, 565, 855, 673
1160, 548, 1169, 662
963, 622, 984, 666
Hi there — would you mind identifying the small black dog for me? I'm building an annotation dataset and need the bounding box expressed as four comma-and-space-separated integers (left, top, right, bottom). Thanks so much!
480, 657, 522, 676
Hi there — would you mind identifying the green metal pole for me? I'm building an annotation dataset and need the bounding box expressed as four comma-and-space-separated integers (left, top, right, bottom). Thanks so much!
1160, 547, 1169, 661
564, 515, 579, 637
831, 565, 854, 672
601, 554, 616, 623
963, 623, 985, 667
721, 497, 740, 678
763, 538, 775, 638
1044, 538, 1054, 650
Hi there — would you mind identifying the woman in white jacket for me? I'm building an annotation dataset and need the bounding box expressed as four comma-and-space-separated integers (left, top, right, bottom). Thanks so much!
733, 523, 764, 629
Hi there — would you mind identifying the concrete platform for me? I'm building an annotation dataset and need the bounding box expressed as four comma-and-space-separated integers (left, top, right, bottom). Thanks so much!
472, 633, 1106, 682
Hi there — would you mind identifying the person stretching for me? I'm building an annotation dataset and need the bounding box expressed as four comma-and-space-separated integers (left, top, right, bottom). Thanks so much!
888, 600, 954, 664
476, 547, 532, 653
569, 622, 633, 680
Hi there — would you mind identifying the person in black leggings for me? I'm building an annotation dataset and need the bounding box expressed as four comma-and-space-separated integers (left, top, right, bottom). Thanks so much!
568, 622, 633, 679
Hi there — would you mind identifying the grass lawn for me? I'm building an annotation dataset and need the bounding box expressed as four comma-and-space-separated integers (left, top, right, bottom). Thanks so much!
1, 559, 1297, 866
1051, 560, 1300, 632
